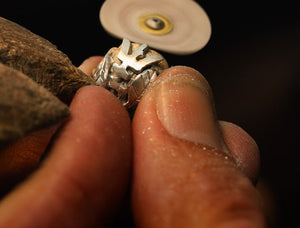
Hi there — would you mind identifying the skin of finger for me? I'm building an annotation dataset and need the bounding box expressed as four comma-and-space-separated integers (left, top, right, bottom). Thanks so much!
132, 66, 266, 228
0, 86, 132, 228
78, 56, 103, 76
219, 121, 260, 184
0, 126, 58, 193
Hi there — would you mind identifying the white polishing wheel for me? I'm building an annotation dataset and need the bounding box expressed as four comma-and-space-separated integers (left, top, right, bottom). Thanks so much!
100, 0, 211, 55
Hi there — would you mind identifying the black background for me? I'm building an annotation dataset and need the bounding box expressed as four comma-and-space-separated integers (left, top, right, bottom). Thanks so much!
1, 0, 299, 227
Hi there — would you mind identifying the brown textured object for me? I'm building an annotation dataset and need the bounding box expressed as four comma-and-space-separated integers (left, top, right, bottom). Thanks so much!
0, 16, 96, 191
0, 16, 95, 104
0, 63, 71, 192
0, 63, 70, 142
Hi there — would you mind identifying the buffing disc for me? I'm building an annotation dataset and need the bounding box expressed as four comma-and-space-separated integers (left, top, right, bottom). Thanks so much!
100, 0, 211, 55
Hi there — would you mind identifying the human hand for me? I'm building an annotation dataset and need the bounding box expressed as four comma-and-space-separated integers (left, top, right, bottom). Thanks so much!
0, 57, 266, 227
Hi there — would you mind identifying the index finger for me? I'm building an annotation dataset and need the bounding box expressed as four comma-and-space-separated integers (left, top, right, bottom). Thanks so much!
0, 59, 132, 227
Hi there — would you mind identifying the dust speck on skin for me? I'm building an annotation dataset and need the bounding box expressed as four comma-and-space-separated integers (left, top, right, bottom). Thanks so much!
171, 152, 177, 157
188, 153, 193, 158
140, 123, 153, 135
214, 151, 223, 157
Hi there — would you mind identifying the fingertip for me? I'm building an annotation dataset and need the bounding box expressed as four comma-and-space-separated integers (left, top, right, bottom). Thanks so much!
151, 66, 212, 96
219, 121, 260, 184
136, 65, 223, 150
71, 85, 125, 113
78, 56, 103, 76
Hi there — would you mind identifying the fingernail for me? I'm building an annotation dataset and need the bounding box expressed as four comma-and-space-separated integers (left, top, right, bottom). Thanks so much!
155, 73, 224, 149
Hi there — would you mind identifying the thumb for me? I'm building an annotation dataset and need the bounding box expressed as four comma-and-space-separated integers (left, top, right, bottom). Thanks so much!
132, 66, 266, 228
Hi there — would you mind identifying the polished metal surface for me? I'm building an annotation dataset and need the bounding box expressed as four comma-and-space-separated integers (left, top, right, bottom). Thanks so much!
93, 38, 168, 109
